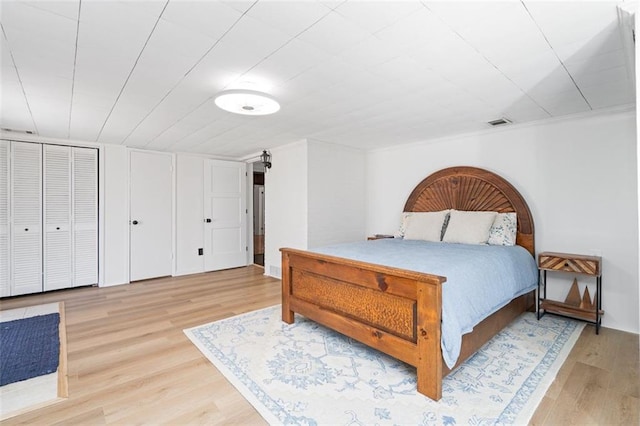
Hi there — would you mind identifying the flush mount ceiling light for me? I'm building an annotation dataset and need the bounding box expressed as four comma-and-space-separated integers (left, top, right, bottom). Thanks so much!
214, 89, 280, 116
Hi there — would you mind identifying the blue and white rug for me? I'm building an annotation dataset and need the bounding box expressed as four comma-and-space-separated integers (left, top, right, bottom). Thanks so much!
185, 306, 584, 425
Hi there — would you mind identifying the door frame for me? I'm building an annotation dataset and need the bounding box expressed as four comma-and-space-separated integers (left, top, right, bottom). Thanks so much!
246, 162, 254, 266
248, 160, 267, 267
127, 148, 176, 282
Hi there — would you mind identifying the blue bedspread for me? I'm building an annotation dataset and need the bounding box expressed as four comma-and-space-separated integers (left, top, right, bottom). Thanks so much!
310, 239, 538, 368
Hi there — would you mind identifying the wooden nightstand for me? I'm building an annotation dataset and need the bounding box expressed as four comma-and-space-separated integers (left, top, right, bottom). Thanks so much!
538, 251, 603, 334
367, 234, 394, 240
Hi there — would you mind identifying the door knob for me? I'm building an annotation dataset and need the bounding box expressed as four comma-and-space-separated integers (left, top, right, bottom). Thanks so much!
205, 218, 212, 223
132, 220, 139, 225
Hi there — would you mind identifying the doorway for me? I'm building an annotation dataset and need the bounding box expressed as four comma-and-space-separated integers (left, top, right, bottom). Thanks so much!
253, 163, 265, 266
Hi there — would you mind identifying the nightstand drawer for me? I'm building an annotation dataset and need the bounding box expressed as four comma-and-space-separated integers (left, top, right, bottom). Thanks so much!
538, 252, 601, 276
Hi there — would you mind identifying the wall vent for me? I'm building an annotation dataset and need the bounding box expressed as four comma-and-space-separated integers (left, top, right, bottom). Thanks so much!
1, 127, 37, 135
487, 118, 512, 126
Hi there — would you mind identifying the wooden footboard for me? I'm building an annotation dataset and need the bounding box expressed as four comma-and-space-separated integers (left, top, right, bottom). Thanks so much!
281, 247, 447, 400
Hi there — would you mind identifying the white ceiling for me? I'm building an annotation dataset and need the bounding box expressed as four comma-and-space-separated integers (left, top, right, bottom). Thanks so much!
0, 0, 636, 158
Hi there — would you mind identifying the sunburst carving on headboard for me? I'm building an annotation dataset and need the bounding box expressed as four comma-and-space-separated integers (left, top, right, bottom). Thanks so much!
403, 166, 534, 255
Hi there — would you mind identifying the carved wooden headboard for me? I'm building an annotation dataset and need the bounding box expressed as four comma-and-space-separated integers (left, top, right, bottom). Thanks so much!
403, 166, 535, 256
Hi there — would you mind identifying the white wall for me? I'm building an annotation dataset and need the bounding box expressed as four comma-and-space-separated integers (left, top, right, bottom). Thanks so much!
175, 154, 204, 276
264, 141, 308, 278
307, 140, 366, 248
1, 136, 257, 286
264, 139, 367, 278
366, 109, 639, 334
102, 144, 129, 286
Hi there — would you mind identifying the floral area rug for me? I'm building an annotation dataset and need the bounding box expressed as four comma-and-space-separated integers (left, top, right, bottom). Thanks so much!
185, 306, 583, 425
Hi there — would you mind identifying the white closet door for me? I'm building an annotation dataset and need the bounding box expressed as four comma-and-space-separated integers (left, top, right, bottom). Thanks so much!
11, 142, 42, 295
204, 160, 247, 271
43, 145, 72, 291
73, 147, 98, 286
0, 141, 9, 297
130, 151, 173, 281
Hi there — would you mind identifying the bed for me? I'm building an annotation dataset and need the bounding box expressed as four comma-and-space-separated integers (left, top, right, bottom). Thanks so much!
280, 166, 536, 401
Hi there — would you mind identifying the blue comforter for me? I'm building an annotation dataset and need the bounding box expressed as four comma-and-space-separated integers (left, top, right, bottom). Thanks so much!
310, 239, 538, 368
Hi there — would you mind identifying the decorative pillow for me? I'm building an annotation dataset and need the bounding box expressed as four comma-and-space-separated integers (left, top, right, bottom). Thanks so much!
403, 210, 449, 242
442, 210, 498, 244
488, 212, 517, 246
440, 211, 451, 241
395, 212, 413, 238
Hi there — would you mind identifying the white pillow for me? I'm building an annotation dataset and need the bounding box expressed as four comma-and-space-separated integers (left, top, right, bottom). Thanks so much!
403, 211, 449, 242
395, 212, 412, 238
442, 210, 498, 244
488, 212, 517, 246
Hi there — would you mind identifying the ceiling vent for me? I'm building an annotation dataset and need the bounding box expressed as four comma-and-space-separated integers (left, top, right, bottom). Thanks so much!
1, 127, 37, 135
487, 118, 512, 127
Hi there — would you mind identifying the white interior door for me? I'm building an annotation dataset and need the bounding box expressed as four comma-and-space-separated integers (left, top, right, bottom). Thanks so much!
0, 140, 9, 297
11, 141, 42, 295
204, 160, 246, 271
73, 147, 98, 286
43, 144, 72, 291
130, 151, 173, 281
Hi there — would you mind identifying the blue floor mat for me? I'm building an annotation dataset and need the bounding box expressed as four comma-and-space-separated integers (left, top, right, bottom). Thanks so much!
0, 313, 60, 386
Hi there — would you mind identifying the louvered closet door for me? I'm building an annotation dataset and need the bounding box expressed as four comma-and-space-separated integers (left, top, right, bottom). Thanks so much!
43, 145, 72, 291
0, 141, 9, 297
11, 142, 42, 295
72, 147, 98, 286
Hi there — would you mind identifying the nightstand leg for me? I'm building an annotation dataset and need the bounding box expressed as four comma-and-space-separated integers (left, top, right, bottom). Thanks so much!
537, 270, 546, 320
596, 276, 601, 334
537, 271, 540, 319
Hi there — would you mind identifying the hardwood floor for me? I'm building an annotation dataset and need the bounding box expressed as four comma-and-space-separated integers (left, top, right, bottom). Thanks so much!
0, 266, 637, 425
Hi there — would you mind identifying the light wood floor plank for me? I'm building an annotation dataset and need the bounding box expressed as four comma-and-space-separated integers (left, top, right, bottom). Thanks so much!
0, 266, 637, 425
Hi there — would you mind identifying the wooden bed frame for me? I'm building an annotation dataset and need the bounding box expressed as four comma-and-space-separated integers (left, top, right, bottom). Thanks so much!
280, 166, 536, 401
